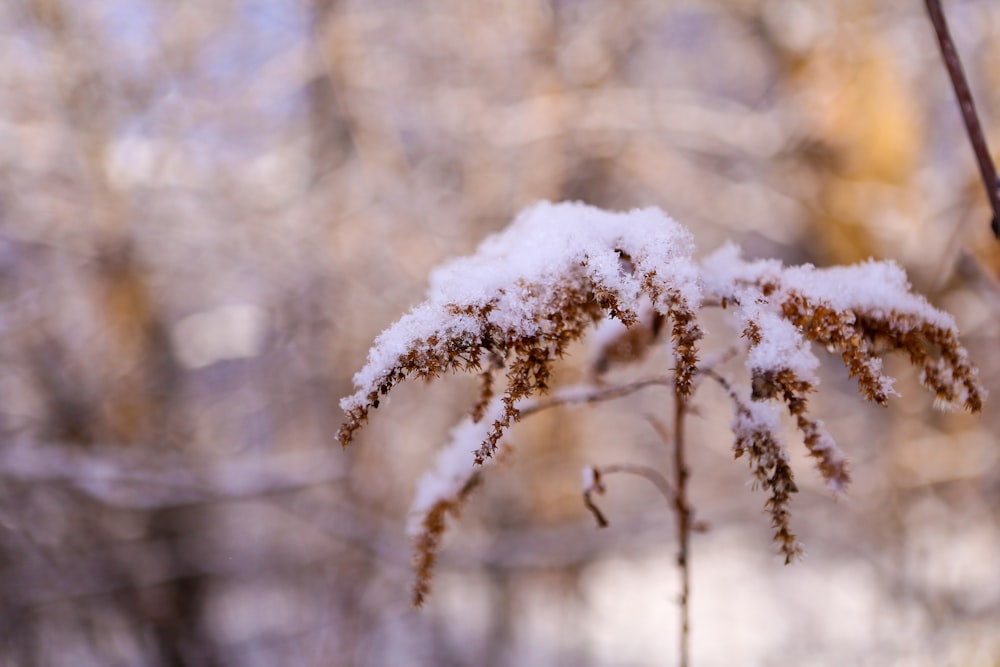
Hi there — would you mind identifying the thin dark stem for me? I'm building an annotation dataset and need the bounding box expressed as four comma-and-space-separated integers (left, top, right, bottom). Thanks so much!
925, 0, 1000, 238
581, 463, 677, 529
579, 398, 692, 667
603, 463, 676, 505
672, 388, 691, 667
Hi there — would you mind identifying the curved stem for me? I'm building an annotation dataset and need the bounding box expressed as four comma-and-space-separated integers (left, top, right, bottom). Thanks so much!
602, 463, 676, 505
518, 377, 673, 418
581, 462, 677, 529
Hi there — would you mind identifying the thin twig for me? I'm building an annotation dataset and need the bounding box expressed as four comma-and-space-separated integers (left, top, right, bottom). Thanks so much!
579, 417, 690, 667
582, 481, 610, 528
521, 347, 740, 420
672, 389, 691, 667
518, 377, 673, 418
581, 463, 677, 529
533, 359, 741, 667
925, 0, 1000, 238
699, 367, 732, 393
604, 462, 677, 506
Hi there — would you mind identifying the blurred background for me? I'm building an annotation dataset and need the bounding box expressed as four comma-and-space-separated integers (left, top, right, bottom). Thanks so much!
1, 0, 999, 665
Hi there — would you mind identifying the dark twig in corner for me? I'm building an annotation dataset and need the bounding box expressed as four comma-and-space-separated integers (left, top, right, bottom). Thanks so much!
925, 0, 1000, 239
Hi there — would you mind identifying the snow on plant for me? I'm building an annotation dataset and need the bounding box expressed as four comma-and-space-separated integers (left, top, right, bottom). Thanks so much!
337, 201, 985, 606
339, 201, 703, 463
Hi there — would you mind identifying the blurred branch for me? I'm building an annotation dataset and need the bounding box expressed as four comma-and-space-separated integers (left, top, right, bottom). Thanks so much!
0, 444, 348, 509
520, 349, 737, 419
925, 0, 1000, 239
518, 376, 673, 418
581, 463, 677, 529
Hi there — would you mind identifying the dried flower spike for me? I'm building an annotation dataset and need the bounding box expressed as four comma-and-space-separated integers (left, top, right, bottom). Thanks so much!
338, 202, 985, 605
337, 201, 703, 463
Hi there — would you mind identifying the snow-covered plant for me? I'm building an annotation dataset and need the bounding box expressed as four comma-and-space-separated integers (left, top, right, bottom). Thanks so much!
337, 202, 984, 607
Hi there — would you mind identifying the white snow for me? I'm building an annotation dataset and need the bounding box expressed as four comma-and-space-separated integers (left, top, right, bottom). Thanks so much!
702, 244, 958, 332
738, 296, 820, 382
407, 398, 508, 535
428, 201, 699, 314
700, 245, 964, 390
342, 201, 702, 412
731, 389, 784, 443
781, 260, 955, 330
700, 242, 783, 300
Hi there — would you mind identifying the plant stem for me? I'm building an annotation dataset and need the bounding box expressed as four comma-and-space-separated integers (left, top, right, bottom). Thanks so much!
925, 0, 1000, 238
602, 463, 677, 504
518, 376, 674, 418
673, 387, 691, 667
581, 462, 677, 529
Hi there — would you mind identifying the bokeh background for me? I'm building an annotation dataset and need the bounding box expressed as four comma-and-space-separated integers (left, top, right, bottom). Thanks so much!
1, 0, 999, 665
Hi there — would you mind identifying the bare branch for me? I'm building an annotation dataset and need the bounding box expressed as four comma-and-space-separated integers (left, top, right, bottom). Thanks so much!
519, 377, 673, 418
925, 0, 1000, 239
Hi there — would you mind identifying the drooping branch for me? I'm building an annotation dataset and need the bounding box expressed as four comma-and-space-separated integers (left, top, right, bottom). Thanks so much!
701, 368, 801, 562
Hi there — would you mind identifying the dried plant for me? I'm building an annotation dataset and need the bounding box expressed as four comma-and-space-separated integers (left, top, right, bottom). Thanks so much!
337, 202, 985, 622
338, 202, 703, 466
